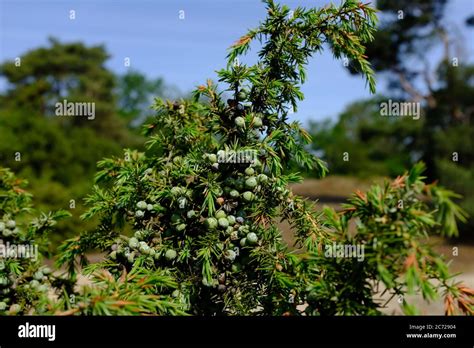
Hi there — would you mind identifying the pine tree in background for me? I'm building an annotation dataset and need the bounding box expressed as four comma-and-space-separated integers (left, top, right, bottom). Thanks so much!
0, 39, 152, 243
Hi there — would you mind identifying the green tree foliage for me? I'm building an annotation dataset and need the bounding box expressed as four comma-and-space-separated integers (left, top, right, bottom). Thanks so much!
0, 168, 70, 314
50, 267, 187, 315
56, 0, 472, 316
0, 168, 185, 316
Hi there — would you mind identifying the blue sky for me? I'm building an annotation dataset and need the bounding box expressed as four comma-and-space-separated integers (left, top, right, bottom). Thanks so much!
1, 0, 473, 125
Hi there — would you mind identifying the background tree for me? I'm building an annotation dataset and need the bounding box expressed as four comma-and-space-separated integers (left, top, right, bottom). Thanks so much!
0, 37, 128, 139
309, 97, 421, 177
116, 70, 180, 128
0, 39, 147, 242
311, 0, 473, 237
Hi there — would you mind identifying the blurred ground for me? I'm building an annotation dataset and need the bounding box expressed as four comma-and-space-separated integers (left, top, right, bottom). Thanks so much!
291, 176, 385, 199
